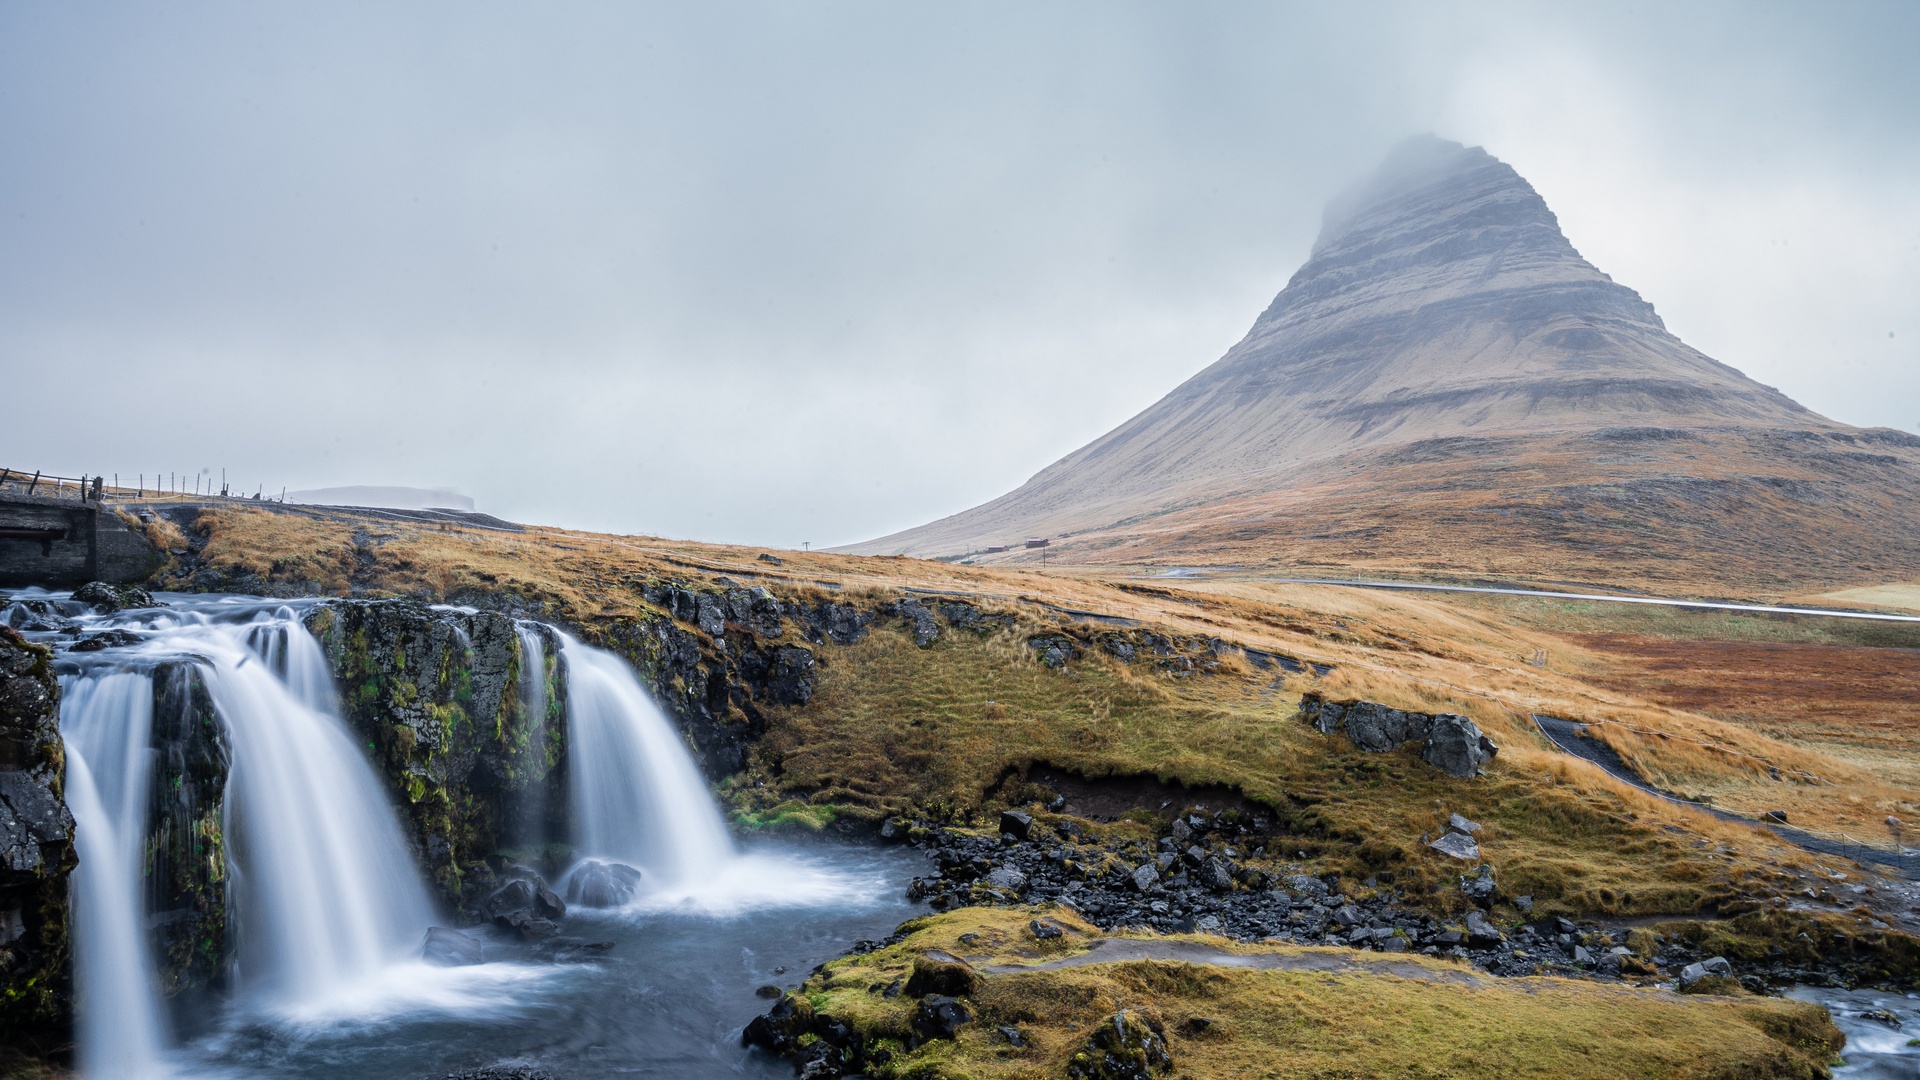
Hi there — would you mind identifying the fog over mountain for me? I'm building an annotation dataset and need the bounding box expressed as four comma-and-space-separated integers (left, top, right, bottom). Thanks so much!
848, 138, 1920, 589
0, 2, 1915, 545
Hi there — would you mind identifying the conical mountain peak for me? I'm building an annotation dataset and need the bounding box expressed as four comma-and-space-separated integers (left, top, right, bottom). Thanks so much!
841, 138, 1919, 591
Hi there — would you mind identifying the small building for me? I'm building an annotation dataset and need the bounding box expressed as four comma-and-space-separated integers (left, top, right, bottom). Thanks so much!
1025, 537, 1050, 549
985, 545, 1008, 553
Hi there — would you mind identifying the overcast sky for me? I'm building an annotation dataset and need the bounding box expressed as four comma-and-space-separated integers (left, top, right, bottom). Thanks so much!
2, 2, 1915, 546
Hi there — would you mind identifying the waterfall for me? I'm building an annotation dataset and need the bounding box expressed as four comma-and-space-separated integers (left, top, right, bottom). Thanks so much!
557, 633, 734, 889
57, 603, 439, 1047
512, 622, 551, 851
210, 614, 436, 1013
61, 671, 171, 1079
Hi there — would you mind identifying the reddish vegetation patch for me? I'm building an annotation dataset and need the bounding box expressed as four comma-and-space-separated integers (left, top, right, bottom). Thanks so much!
1572, 633, 1920, 750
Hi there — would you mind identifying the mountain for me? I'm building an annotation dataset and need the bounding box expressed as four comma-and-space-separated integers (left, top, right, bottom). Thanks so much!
845, 136, 1920, 591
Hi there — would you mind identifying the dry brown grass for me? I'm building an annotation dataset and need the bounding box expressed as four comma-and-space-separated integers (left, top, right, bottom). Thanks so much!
174, 505, 1905, 886
797, 907, 1844, 1079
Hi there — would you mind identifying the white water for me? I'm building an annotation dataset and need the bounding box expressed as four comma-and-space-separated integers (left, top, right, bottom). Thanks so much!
56, 602, 448, 1068
208, 614, 438, 1017
61, 672, 172, 1079
512, 623, 550, 850
558, 633, 736, 891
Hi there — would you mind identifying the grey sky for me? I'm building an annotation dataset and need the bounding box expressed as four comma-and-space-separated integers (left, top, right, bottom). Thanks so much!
2, 2, 1915, 546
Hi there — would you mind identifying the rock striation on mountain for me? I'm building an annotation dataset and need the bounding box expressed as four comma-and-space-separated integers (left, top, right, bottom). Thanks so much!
846, 137, 1920, 590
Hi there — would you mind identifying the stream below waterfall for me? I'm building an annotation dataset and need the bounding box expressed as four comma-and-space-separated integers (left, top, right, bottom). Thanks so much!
5, 589, 925, 1079
177, 841, 920, 1079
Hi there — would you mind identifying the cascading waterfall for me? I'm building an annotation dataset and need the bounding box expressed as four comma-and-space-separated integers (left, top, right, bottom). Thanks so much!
61, 671, 171, 1079
209, 613, 436, 1013
558, 633, 735, 889
56, 601, 440, 1060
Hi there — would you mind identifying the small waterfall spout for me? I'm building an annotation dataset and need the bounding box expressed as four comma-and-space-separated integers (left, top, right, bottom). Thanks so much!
558, 634, 734, 890
62, 671, 170, 1079
511, 622, 552, 850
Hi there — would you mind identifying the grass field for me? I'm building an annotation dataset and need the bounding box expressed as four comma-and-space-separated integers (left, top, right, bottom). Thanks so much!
139, 505, 1918, 903
787, 906, 1845, 1079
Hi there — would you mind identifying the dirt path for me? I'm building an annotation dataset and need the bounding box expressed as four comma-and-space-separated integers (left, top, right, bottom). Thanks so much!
980, 937, 1484, 985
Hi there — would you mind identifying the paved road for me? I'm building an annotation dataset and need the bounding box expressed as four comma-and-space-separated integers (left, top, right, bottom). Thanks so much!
1268, 578, 1920, 624
1530, 715, 1916, 881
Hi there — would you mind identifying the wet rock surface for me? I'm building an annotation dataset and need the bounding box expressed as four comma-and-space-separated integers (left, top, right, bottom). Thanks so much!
564, 859, 643, 908
0, 626, 74, 1047
69, 580, 157, 612
304, 599, 562, 912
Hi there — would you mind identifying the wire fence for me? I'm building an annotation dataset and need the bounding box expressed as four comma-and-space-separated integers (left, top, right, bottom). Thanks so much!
0, 466, 287, 504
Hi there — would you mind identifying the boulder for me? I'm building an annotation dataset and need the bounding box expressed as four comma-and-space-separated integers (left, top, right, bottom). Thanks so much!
1332, 904, 1366, 927
1461, 863, 1497, 905
742, 993, 815, 1055
1678, 956, 1734, 989
422, 927, 484, 966
1200, 857, 1236, 893
1029, 918, 1065, 941
71, 581, 157, 612
498, 910, 559, 941
565, 860, 643, 908
1129, 863, 1159, 892
1066, 1010, 1172, 1080
1423, 714, 1498, 779
1446, 813, 1480, 835
999, 810, 1034, 840
68, 628, 144, 652
1428, 831, 1480, 861
481, 872, 566, 936
912, 995, 973, 1043
1344, 702, 1433, 752
1167, 817, 1192, 844
1465, 911, 1504, 949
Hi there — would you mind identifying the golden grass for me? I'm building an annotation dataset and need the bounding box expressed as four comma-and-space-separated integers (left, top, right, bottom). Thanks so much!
734, 619, 1807, 916
171, 505, 1903, 883
796, 907, 1844, 1080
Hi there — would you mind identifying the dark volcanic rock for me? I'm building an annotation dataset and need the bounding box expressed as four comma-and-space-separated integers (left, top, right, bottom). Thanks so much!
911, 994, 973, 1043
1342, 702, 1433, 753
0, 627, 75, 1048
1424, 714, 1498, 779
70, 580, 157, 612
892, 598, 941, 647
304, 600, 562, 911
805, 602, 872, 646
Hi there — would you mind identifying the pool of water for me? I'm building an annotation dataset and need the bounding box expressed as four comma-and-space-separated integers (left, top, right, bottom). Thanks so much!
163, 843, 924, 1079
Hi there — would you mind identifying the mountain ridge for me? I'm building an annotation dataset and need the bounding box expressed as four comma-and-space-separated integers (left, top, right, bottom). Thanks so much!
844, 136, 1920, 591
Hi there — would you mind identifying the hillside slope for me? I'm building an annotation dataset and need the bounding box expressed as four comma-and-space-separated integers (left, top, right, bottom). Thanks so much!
846, 137, 1920, 591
